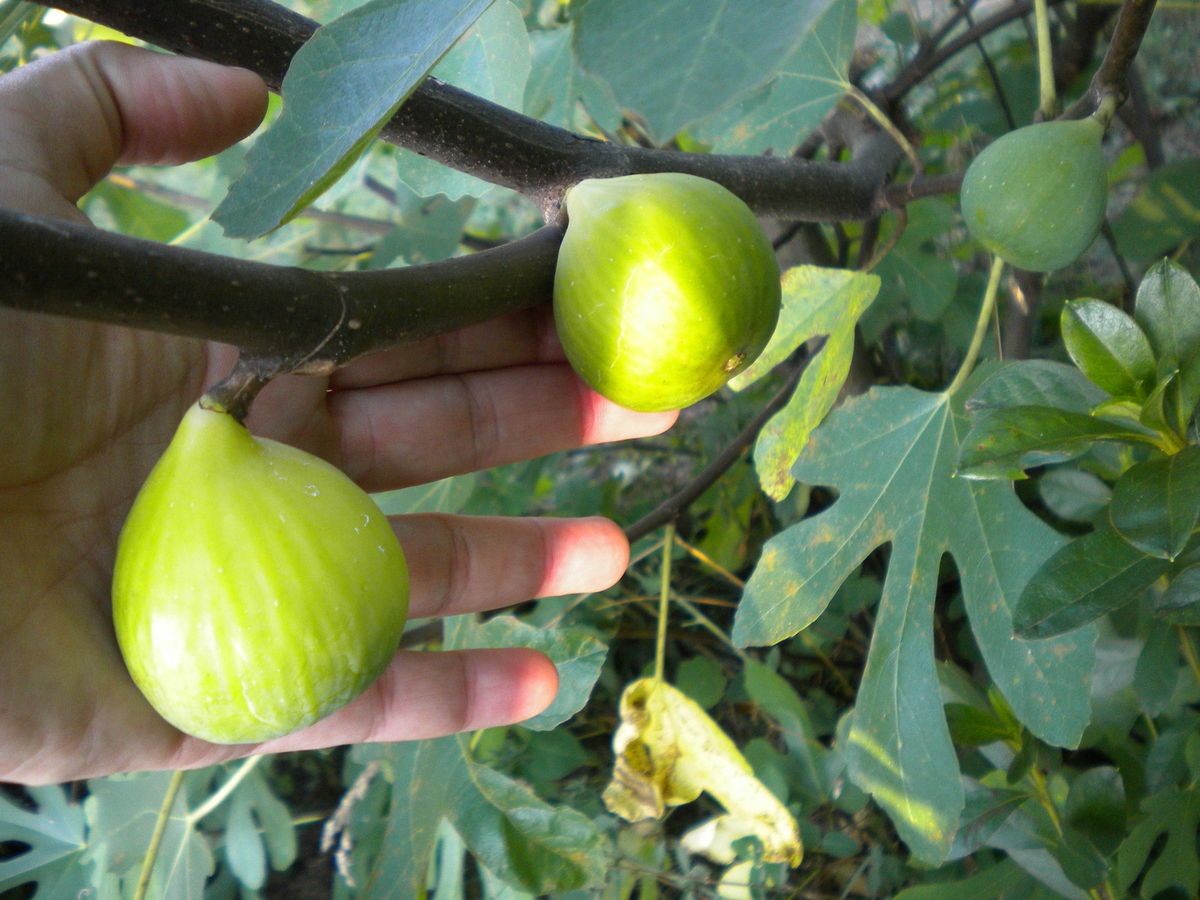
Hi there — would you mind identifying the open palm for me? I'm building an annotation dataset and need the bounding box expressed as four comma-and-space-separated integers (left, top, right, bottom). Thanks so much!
0, 42, 674, 784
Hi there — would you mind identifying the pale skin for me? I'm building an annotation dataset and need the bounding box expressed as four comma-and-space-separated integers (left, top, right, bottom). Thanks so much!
0, 42, 677, 784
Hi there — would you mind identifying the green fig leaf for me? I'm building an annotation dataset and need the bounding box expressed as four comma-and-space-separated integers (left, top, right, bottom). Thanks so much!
0, 785, 89, 896
957, 405, 1159, 480
524, 24, 621, 133
1134, 260, 1200, 366
573, 0, 834, 142
1112, 160, 1200, 262
691, 0, 857, 155
1110, 446, 1200, 559
394, 1, 531, 201
735, 384, 1094, 862
1014, 521, 1169, 638
446, 614, 608, 731
86, 773, 213, 899
1115, 787, 1200, 898
215, 0, 495, 237
730, 265, 879, 500
965, 359, 1107, 415
356, 736, 608, 897
1061, 298, 1156, 398
1156, 564, 1200, 624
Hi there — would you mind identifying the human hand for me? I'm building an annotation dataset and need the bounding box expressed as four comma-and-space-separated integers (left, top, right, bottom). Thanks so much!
0, 42, 676, 784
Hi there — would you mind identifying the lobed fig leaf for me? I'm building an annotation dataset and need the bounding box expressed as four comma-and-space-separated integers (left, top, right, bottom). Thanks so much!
553, 173, 781, 412
960, 117, 1107, 273
112, 403, 409, 744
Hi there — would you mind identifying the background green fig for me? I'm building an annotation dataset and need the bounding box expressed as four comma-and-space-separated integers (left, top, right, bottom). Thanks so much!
553, 173, 782, 412
960, 117, 1108, 272
112, 403, 409, 744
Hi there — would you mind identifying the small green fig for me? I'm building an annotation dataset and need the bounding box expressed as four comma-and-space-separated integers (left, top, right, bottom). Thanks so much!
553, 173, 781, 412
960, 117, 1107, 272
112, 402, 409, 744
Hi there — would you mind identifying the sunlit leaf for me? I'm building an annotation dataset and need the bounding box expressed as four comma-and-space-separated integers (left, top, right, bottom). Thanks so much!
730, 265, 879, 500
215, 0, 495, 236
735, 383, 1095, 862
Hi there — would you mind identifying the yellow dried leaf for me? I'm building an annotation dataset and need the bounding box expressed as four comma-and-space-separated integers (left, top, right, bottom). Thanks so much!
603, 678, 802, 866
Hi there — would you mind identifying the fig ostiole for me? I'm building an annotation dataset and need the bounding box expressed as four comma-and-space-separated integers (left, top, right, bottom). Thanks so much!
960, 116, 1108, 273
553, 173, 782, 413
112, 402, 409, 744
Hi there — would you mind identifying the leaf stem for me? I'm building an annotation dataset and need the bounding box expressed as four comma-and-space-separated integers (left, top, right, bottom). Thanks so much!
655, 524, 675, 683
1034, 0, 1057, 118
133, 769, 186, 900
946, 255, 1005, 396
188, 755, 263, 824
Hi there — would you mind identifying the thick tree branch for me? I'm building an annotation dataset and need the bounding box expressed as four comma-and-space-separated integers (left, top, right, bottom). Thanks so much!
45, 0, 900, 221
0, 205, 561, 373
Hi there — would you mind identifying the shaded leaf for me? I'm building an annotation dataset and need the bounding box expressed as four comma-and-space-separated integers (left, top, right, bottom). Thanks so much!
676, 655, 728, 709
1061, 298, 1155, 398
85, 773, 213, 900
225, 789, 266, 890
1038, 468, 1112, 523
1115, 787, 1200, 898
957, 406, 1158, 481
742, 661, 828, 803
965, 360, 1107, 415
215, 0, 495, 236
574, 0, 830, 141
1110, 446, 1200, 559
730, 266, 878, 500
394, 1, 530, 200
1014, 521, 1169, 638
1112, 160, 1200, 262
447, 614, 607, 730
1064, 767, 1125, 855
0, 785, 88, 895
374, 472, 478, 516
692, 0, 857, 154
735, 385, 1095, 862
359, 735, 607, 896
524, 25, 621, 133
1156, 563, 1200, 624
603, 678, 802, 866
893, 858, 1039, 899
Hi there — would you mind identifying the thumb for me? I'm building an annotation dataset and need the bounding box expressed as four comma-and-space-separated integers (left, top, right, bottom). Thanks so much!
0, 40, 267, 220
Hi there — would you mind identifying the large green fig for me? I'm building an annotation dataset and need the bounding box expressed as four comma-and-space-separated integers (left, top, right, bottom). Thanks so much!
113, 402, 409, 744
960, 117, 1107, 272
553, 173, 781, 412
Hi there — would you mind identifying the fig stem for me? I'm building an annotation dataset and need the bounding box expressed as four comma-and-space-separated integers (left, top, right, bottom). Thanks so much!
132, 769, 185, 900
1034, 0, 1058, 119
946, 255, 1005, 397
654, 524, 675, 684
201, 361, 274, 424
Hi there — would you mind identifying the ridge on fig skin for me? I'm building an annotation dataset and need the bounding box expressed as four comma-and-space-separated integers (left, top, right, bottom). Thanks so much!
111, 402, 410, 744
